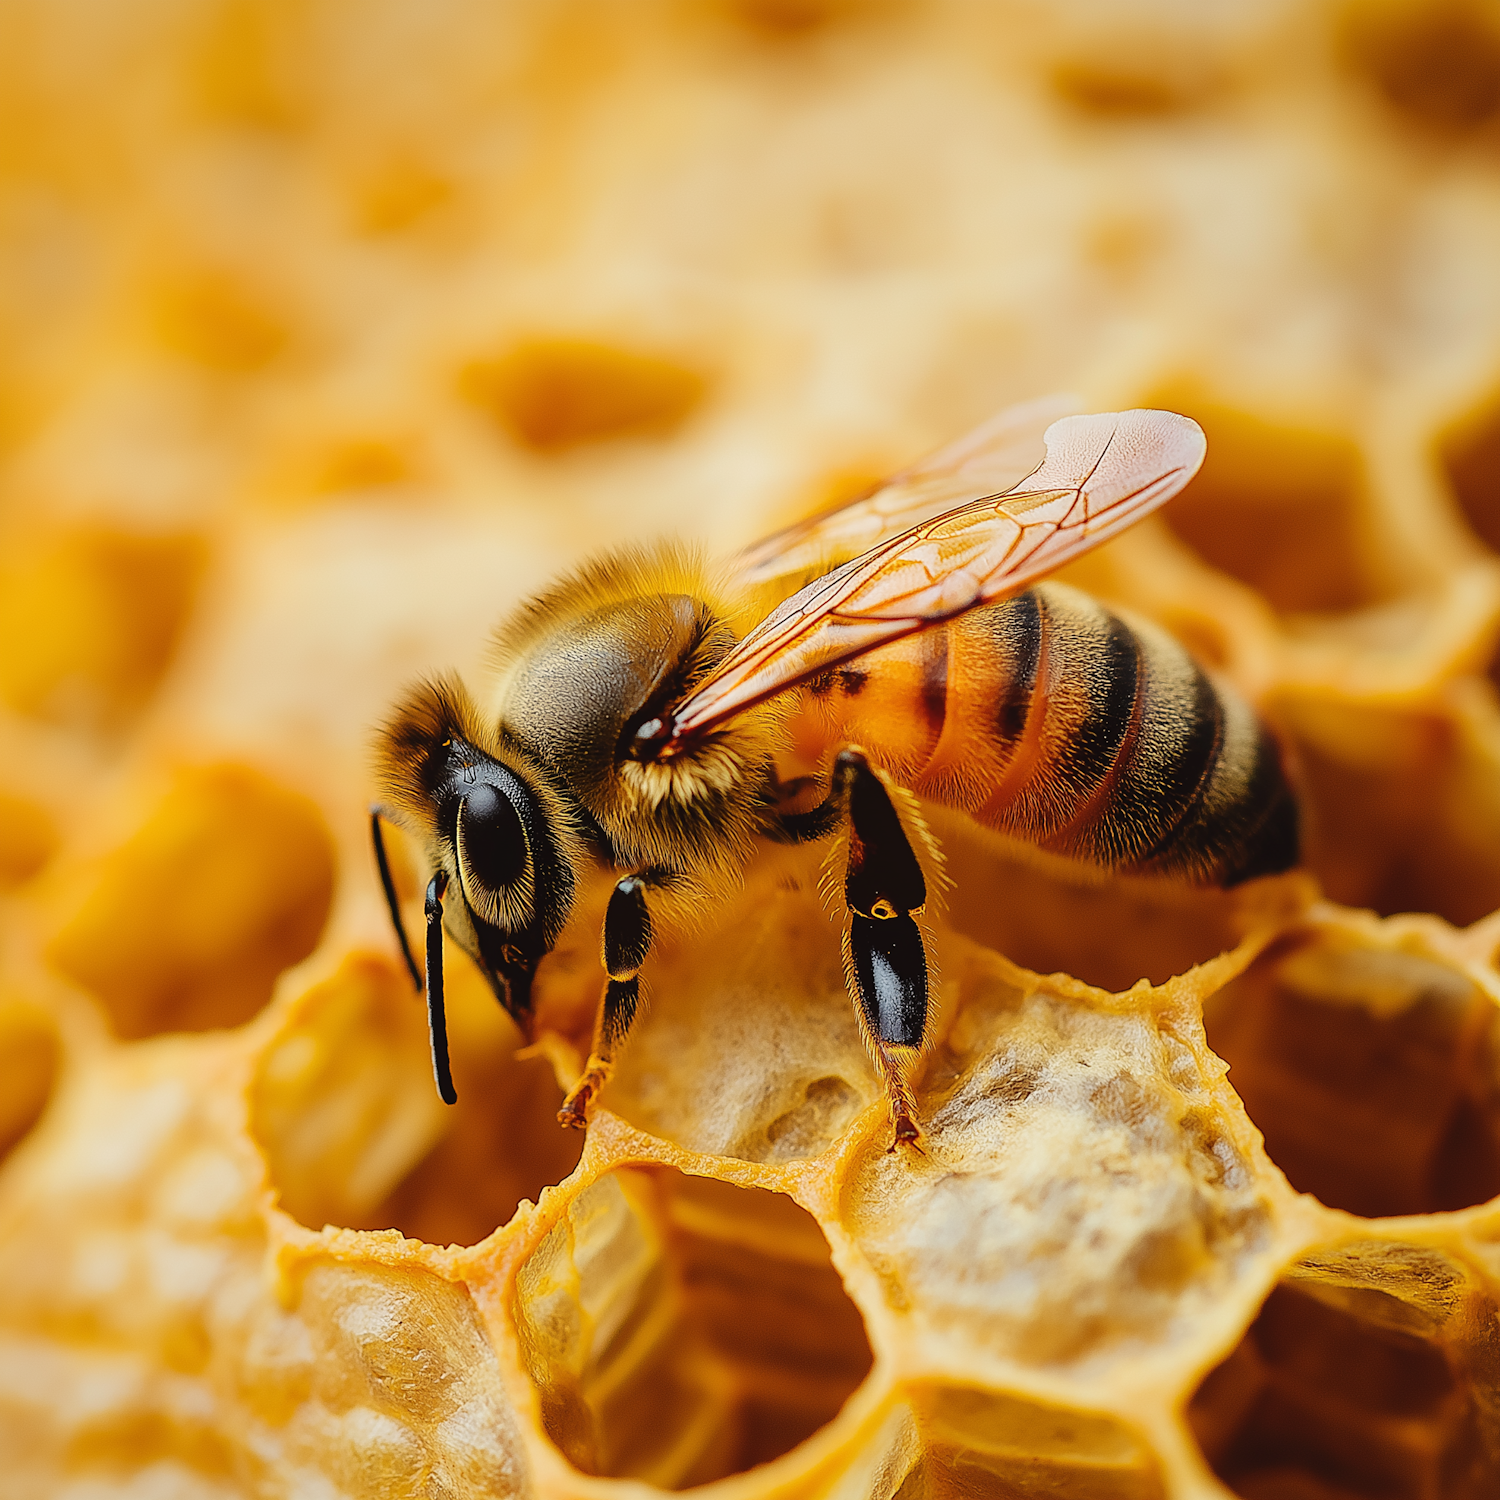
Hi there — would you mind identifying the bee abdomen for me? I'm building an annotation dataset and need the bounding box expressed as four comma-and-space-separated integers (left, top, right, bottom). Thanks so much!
907, 582, 1297, 887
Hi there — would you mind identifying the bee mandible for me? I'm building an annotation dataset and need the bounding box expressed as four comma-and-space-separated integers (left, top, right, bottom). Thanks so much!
371, 399, 1298, 1146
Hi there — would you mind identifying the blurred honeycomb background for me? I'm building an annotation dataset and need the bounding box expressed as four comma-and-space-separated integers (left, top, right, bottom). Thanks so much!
6, 1, 1500, 1496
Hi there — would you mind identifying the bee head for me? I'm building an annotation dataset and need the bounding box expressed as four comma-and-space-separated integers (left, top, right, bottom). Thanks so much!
375, 675, 583, 1019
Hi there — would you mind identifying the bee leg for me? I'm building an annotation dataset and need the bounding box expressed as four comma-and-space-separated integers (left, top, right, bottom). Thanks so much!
423, 871, 458, 1106
835, 749, 930, 1150
558, 874, 652, 1130
369, 805, 422, 991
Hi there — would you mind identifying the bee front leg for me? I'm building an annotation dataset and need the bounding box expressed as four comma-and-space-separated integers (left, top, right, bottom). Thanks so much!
557, 873, 653, 1130
834, 749, 931, 1150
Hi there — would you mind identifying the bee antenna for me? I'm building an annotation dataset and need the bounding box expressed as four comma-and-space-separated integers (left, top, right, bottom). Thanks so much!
370, 806, 422, 991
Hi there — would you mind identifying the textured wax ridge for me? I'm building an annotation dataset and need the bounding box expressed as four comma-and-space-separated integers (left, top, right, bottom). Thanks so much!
7, 2, 1500, 1498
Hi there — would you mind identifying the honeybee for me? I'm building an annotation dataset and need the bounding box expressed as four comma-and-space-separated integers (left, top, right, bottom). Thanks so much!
371, 399, 1298, 1145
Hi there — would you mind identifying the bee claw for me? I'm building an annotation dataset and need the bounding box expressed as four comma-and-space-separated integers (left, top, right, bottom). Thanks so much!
888, 1113, 924, 1155
558, 1066, 608, 1130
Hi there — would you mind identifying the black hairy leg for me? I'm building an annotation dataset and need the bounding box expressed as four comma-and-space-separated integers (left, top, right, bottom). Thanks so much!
834, 748, 932, 1150
558, 873, 654, 1129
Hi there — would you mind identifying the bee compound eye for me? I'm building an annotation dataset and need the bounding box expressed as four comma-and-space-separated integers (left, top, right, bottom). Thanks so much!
458, 782, 528, 891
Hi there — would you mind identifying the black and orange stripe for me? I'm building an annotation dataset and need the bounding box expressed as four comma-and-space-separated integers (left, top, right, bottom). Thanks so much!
807, 581, 1297, 888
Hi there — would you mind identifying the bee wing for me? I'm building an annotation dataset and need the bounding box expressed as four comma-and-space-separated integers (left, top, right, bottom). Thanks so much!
666, 409, 1205, 745
734, 393, 1084, 588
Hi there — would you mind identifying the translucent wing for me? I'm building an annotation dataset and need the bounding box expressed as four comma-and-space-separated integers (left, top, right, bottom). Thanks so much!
735, 393, 1083, 588
662, 409, 1205, 749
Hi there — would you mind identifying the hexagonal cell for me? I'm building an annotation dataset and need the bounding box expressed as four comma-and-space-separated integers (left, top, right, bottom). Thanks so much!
574, 861, 881, 1163
847, 952, 1273, 1371
934, 815, 1247, 993
1343, 0, 1500, 137
1203, 926, 1500, 1217
1155, 403, 1380, 614
461, 337, 708, 452
1442, 392, 1500, 555
0, 526, 205, 732
0, 995, 59, 1164
1280, 695, 1500, 927
49, 764, 334, 1038
0, 789, 58, 889
276, 1258, 526, 1495
512, 1165, 873, 1488
904, 1383, 1166, 1498
252, 952, 581, 1245
1189, 1243, 1500, 1498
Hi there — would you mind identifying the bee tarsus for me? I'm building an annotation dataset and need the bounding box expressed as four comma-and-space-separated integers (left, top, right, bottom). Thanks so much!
558, 873, 656, 1127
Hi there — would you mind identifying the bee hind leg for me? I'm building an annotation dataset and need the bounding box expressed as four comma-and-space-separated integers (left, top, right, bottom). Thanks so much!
834, 749, 931, 1150
558, 873, 652, 1130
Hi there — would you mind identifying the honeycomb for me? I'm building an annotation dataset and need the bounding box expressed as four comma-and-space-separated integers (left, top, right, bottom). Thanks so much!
7, 1, 1500, 1497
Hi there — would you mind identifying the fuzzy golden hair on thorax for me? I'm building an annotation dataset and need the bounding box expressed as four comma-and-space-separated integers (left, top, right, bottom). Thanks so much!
486, 540, 738, 684
487, 540, 786, 876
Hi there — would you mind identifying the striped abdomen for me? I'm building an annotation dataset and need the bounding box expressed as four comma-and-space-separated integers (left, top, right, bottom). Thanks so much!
809, 581, 1298, 886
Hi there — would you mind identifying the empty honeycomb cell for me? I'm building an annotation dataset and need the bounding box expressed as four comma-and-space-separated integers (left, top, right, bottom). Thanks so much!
1052, 61, 1218, 116
1344, 0, 1500, 135
252, 953, 452, 1233
1155, 404, 1379, 614
1202, 925, 1500, 1217
189, 0, 311, 131
1188, 1245, 1500, 1499
316, 438, 414, 493
727, 0, 869, 34
0, 526, 205, 732
933, 815, 1250, 993
153, 270, 288, 372
906, 1382, 1166, 1499
49, 763, 334, 1038
0, 788, 58, 888
0, 995, 59, 1163
460, 338, 708, 452
254, 945, 584, 1243
350, 158, 453, 235
511, 1164, 873, 1489
1281, 697, 1500, 926
1442, 392, 1500, 555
